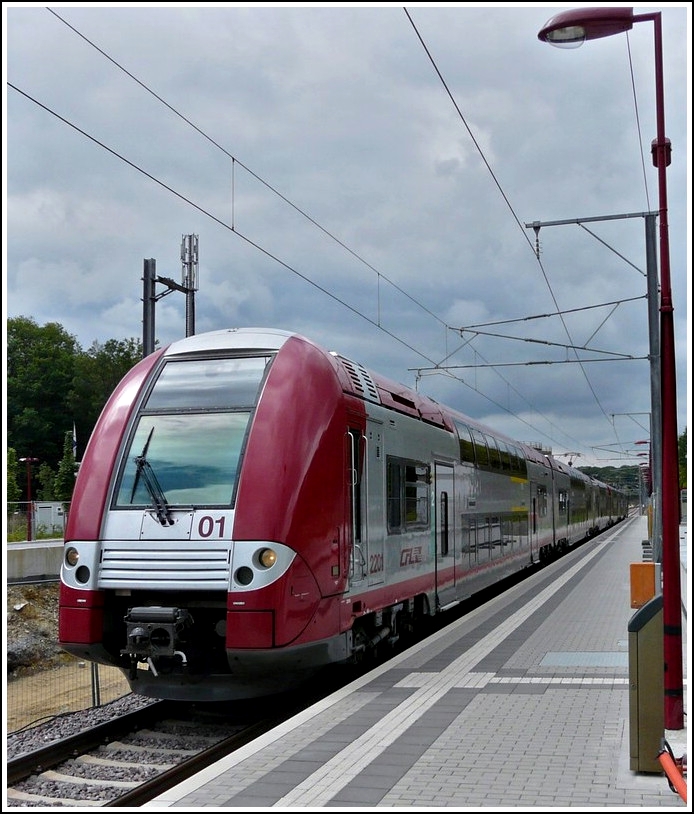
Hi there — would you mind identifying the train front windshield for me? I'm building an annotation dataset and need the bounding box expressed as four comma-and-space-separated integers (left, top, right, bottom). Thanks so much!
114, 355, 272, 508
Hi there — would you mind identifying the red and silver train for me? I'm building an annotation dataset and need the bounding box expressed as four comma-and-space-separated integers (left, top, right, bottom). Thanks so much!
59, 327, 628, 701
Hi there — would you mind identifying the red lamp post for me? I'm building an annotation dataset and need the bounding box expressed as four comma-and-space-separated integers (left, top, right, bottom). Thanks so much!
537, 6, 682, 729
19, 457, 39, 542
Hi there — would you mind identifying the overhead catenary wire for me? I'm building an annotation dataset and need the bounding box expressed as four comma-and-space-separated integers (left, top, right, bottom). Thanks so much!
9, 7, 657, 462
8, 14, 576, 452
54, 4, 655, 458
7, 80, 442, 368
454, 295, 647, 331
405, 9, 618, 429
403, 6, 656, 458
45, 6, 448, 332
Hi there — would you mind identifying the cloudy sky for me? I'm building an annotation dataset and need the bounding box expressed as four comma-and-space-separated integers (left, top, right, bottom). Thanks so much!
4, 2, 691, 468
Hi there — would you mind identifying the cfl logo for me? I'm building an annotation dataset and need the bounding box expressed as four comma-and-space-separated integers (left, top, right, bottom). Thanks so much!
400, 547, 423, 566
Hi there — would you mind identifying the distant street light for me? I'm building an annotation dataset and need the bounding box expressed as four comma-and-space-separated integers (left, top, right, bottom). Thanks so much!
538, 3, 683, 730
19, 457, 39, 541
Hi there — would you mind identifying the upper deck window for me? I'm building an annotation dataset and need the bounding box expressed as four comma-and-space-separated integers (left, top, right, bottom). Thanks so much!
145, 356, 270, 410
455, 421, 476, 465
470, 428, 490, 468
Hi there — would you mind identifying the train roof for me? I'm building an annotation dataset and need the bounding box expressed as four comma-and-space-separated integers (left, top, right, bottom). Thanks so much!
163, 327, 293, 356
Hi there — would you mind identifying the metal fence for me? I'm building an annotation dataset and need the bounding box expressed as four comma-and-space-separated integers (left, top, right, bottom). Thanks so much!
7, 657, 133, 734
7, 500, 68, 541
6, 501, 133, 734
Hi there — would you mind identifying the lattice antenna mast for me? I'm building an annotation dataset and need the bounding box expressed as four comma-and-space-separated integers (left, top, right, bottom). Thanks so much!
181, 234, 199, 338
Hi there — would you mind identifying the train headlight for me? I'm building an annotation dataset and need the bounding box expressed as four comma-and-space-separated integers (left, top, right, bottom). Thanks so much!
75, 566, 91, 584
65, 547, 79, 567
258, 548, 277, 568
235, 566, 254, 586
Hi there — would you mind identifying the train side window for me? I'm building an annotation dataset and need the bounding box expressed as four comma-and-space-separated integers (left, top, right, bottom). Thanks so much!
519, 450, 528, 477
558, 489, 568, 514
485, 435, 502, 469
489, 516, 501, 558
440, 491, 449, 556
509, 445, 527, 478
469, 519, 479, 567
498, 441, 512, 471
477, 518, 491, 563
470, 428, 490, 469
455, 421, 476, 465
387, 457, 430, 533
501, 515, 512, 551
466, 519, 478, 565
405, 464, 430, 527
387, 459, 403, 532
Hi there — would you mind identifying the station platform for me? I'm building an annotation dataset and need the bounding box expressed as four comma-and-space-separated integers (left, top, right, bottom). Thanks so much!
146, 513, 689, 809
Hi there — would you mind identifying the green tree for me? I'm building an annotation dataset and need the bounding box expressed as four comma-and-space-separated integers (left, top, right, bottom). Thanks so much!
7, 316, 80, 478
35, 462, 57, 501
68, 337, 143, 455
7, 318, 143, 475
54, 430, 78, 502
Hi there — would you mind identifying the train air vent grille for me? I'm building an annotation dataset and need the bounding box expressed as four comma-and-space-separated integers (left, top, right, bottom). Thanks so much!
98, 542, 230, 590
335, 355, 381, 403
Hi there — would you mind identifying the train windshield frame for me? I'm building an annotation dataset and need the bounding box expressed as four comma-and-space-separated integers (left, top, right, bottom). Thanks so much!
113, 354, 272, 509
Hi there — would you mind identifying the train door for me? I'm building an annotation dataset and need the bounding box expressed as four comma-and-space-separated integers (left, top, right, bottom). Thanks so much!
529, 479, 549, 561
346, 427, 365, 586
348, 419, 384, 587
365, 419, 385, 587
529, 482, 539, 562
434, 461, 455, 598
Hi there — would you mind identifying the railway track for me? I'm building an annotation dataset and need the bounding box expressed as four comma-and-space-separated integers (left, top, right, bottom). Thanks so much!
6, 697, 304, 807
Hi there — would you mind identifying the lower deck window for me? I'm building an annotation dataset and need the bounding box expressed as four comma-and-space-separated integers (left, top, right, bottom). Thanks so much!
387, 458, 430, 533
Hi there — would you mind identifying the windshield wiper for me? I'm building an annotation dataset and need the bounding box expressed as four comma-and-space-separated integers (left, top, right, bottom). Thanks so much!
131, 427, 174, 526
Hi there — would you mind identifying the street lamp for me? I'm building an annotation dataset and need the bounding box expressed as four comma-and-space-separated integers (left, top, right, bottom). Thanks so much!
538, 5, 683, 729
638, 462, 652, 516
19, 457, 39, 542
